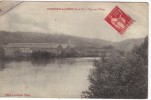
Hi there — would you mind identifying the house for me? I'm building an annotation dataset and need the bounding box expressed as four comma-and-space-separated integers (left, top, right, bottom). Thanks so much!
61, 44, 75, 53
4, 43, 64, 57
4, 42, 119, 57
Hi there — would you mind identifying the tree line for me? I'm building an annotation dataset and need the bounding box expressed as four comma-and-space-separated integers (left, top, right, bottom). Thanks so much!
81, 37, 148, 99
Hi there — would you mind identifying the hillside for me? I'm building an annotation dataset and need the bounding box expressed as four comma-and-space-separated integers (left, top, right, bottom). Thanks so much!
0, 31, 111, 47
112, 38, 145, 52
0, 31, 145, 52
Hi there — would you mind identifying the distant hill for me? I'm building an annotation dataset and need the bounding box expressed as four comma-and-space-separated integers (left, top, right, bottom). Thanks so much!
0, 31, 146, 52
112, 38, 145, 52
0, 31, 111, 47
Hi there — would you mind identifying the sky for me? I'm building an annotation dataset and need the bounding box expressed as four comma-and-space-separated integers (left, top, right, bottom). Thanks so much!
0, 2, 149, 42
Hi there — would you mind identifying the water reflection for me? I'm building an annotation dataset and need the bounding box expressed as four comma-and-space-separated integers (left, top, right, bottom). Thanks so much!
31, 58, 76, 67
31, 59, 51, 66
0, 57, 99, 98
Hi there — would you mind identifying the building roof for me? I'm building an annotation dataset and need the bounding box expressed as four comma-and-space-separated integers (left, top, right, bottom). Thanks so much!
6, 43, 60, 49
61, 44, 76, 48
61, 44, 68, 48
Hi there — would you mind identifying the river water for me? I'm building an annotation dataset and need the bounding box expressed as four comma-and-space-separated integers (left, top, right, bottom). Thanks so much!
0, 57, 100, 98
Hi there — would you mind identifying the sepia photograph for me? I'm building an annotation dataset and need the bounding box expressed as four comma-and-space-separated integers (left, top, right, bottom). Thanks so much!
0, 1, 148, 98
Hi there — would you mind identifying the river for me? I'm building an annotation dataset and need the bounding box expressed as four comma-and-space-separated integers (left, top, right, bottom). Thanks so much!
0, 57, 100, 98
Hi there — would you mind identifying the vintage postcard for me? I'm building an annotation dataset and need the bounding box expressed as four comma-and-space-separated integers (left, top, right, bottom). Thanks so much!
0, 1, 148, 98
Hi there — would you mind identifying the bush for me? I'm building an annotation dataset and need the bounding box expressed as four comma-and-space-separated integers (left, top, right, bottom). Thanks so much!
81, 37, 148, 98
0, 46, 5, 60
31, 51, 56, 59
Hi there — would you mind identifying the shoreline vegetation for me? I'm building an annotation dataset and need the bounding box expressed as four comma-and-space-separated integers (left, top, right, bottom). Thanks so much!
81, 36, 148, 99
0, 50, 105, 61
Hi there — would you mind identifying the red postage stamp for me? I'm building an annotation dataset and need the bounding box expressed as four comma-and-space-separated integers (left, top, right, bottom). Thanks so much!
105, 6, 133, 35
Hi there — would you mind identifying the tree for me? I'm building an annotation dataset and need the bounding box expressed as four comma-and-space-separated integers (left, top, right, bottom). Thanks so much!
0, 46, 5, 60
81, 37, 148, 98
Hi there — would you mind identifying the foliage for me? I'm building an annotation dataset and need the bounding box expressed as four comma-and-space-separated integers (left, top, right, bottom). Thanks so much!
81, 37, 148, 98
31, 51, 54, 59
60, 49, 77, 57
0, 46, 5, 60
31, 49, 77, 59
